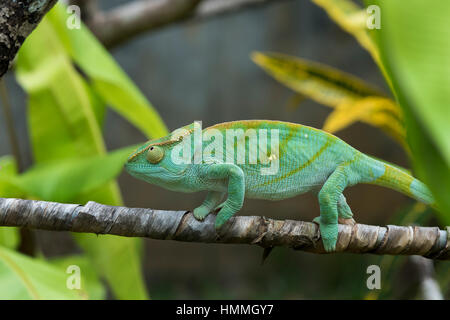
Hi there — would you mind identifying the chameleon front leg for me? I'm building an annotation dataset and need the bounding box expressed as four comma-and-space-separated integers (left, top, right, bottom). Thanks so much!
314, 165, 351, 252
201, 164, 245, 229
193, 191, 224, 221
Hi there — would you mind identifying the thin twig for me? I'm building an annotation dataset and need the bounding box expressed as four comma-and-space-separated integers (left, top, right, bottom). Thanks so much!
0, 81, 35, 256
86, 0, 290, 48
89, 0, 203, 48
0, 80, 22, 172
0, 197, 448, 260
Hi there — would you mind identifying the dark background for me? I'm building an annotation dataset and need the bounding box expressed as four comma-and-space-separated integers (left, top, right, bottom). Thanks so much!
1, 0, 412, 298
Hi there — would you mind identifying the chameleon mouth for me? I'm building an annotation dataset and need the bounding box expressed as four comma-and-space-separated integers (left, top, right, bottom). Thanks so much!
124, 163, 163, 174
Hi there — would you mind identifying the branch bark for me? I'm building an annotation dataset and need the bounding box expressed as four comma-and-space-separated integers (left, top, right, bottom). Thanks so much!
0, 197, 449, 260
86, 0, 290, 48
89, 0, 203, 48
0, 0, 58, 77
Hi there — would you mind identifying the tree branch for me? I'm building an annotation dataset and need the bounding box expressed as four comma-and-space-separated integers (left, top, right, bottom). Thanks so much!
89, 0, 203, 48
86, 0, 290, 48
0, 197, 449, 260
0, 0, 58, 77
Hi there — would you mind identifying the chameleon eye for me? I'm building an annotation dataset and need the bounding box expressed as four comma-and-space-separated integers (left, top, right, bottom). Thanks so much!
146, 145, 164, 164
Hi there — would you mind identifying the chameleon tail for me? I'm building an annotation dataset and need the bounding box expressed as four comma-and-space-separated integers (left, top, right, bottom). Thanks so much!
362, 155, 435, 206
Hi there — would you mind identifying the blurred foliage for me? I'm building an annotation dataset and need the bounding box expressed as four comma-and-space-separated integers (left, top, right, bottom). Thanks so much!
0, 245, 87, 299
0, 0, 447, 300
365, 0, 450, 223
0, 3, 169, 300
10, 146, 136, 203
49, 255, 106, 300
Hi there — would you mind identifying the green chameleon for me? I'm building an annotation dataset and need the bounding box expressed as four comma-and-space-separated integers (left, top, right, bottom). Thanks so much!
125, 120, 435, 252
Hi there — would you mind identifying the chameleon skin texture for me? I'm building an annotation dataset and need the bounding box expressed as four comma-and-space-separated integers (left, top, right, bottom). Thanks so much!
125, 120, 434, 252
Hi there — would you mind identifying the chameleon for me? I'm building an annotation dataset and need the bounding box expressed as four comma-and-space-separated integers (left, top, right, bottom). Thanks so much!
124, 120, 435, 252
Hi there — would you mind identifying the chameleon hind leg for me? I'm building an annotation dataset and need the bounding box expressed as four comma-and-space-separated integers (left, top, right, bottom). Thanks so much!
200, 164, 245, 229
313, 165, 350, 252
193, 191, 224, 221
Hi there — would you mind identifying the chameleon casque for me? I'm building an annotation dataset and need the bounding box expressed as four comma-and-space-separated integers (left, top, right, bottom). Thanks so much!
125, 120, 435, 252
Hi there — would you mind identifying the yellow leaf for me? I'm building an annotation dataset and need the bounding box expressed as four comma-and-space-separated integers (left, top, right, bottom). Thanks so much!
252, 52, 385, 107
252, 52, 404, 145
312, 0, 380, 65
312, 0, 394, 90
323, 96, 406, 147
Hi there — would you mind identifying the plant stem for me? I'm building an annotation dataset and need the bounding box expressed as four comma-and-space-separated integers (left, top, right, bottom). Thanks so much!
0, 79, 35, 256
0, 79, 22, 172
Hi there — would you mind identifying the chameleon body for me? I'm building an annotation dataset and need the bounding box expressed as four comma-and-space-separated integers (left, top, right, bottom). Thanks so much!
125, 120, 435, 251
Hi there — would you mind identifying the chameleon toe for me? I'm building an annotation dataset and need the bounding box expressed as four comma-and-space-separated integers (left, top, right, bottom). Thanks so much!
193, 206, 211, 221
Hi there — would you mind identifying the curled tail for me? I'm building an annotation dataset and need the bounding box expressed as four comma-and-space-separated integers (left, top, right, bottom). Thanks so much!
361, 155, 435, 206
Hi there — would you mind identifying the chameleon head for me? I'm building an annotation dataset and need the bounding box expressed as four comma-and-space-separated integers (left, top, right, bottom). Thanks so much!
124, 128, 193, 191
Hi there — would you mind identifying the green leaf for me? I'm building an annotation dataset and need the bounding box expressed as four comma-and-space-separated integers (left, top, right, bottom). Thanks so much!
16, 51, 106, 163
14, 146, 136, 203
72, 234, 148, 300
365, 0, 450, 222
49, 255, 106, 300
0, 227, 19, 250
0, 246, 86, 299
0, 156, 21, 249
0, 156, 24, 198
15, 6, 149, 299
47, 4, 168, 140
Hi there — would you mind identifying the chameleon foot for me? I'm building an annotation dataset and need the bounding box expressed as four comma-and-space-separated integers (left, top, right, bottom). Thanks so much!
193, 206, 212, 221
313, 216, 338, 252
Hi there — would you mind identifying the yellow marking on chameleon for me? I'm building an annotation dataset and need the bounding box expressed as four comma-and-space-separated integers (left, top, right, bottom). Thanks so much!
374, 164, 414, 196
255, 138, 333, 187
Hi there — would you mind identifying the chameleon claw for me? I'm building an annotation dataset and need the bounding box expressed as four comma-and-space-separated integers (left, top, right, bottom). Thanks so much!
193, 206, 211, 221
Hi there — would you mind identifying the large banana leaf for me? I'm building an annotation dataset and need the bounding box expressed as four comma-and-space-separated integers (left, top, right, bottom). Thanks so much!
12, 146, 136, 203
252, 52, 405, 146
365, 0, 450, 222
15, 6, 150, 299
46, 4, 168, 139
0, 245, 86, 299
